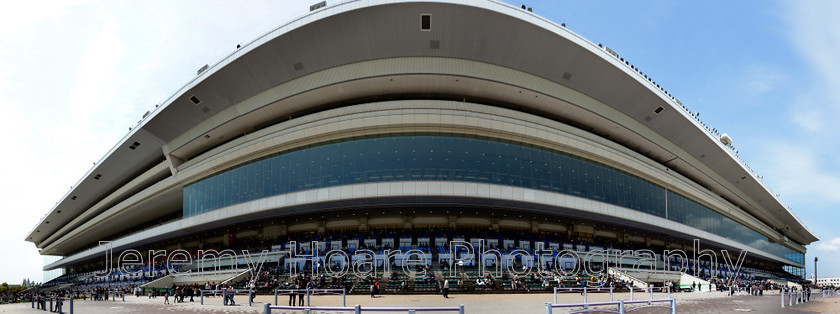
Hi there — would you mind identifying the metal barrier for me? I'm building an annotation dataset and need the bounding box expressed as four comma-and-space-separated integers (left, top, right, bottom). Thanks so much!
88, 290, 124, 302
545, 298, 675, 314
107, 290, 125, 302
37, 296, 74, 314
553, 287, 614, 303
781, 290, 811, 308
553, 286, 670, 303
200, 289, 254, 307
263, 303, 464, 314
274, 288, 346, 307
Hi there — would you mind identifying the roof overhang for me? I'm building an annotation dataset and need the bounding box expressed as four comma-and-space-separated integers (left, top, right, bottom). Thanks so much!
28, 0, 817, 252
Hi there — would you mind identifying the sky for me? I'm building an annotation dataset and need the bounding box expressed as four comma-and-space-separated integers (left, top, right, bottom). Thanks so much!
0, 0, 838, 284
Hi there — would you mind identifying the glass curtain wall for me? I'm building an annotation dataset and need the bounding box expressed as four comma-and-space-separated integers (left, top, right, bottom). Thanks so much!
183, 133, 804, 266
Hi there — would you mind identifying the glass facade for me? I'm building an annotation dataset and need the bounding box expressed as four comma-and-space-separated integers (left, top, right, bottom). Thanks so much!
183, 133, 804, 265
784, 265, 805, 279
667, 191, 804, 264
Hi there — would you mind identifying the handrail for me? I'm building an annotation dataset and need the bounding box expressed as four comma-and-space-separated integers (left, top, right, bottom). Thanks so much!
545, 298, 675, 314
264, 303, 464, 314
199, 289, 255, 306
274, 288, 346, 307
554, 286, 670, 304
32, 296, 75, 314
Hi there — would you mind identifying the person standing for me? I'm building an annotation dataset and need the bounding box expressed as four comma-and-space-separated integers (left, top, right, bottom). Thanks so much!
370, 281, 375, 298
297, 282, 305, 306
228, 286, 236, 306
443, 279, 449, 298
289, 281, 298, 306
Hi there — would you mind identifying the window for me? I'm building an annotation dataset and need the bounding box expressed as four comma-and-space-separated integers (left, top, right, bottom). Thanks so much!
182, 133, 801, 265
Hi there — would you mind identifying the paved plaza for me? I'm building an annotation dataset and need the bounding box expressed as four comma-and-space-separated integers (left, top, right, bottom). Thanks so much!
2, 291, 838, 313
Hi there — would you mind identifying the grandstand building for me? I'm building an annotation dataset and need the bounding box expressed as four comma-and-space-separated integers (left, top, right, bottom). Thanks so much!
27, 0, 815, 287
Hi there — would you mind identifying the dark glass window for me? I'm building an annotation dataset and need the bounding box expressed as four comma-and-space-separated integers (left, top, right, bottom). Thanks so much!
182, 133, 802, 264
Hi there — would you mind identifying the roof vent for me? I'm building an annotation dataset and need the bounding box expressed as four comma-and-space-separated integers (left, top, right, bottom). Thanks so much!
309, 1, 326, 11
604, 46, 619, 58
196, 64, 209, 75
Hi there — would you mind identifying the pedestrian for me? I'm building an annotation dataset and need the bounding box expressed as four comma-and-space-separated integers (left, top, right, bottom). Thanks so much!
164, 289, 169, 305
289, 283, 297, 306
443, 279, 449, 298
298, 282, 305, 305
228, 286, 236, 306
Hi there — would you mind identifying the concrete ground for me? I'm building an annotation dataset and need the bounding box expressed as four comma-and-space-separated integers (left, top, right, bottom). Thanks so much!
1, 291, 837, 313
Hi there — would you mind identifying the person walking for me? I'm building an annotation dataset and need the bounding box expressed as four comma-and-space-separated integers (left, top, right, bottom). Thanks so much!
443, 279, 450, 298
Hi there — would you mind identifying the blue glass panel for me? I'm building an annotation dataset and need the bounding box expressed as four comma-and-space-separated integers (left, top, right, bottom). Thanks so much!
182, 133, 802, 264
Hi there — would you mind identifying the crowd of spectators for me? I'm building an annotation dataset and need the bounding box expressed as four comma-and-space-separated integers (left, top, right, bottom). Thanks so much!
26, 227, 821, 299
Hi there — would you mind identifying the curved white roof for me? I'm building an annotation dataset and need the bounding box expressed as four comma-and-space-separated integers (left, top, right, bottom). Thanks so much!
27, 0, 816, 255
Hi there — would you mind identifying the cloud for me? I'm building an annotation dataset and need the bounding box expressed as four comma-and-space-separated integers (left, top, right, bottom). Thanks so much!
815, 237, 840, 253
783, 0, 840, 97
64, 17, 126, 127
782, 0, 840, 136
761, 142, 840, 204
743, 64, 786, 95
756, 0, 840, 209
0, 0, 93, 37
789, 93, 826, 133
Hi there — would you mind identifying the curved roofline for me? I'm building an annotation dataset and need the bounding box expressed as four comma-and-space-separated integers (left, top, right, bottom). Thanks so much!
27, 0, 816, 249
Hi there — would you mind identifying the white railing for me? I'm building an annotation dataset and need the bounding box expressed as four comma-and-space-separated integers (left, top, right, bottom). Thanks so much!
545, 299, 675, 314
274, 288, 346, 307
200, 289, 254, 307
264, 303, 464, 314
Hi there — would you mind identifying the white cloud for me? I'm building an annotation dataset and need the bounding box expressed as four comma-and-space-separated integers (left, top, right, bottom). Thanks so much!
816, 237, 840, 253
761, 142, 840, 204
0, 0, 313, 284
784, 1, 840, 96
782, 0, 840, 136
0, 0, 93, 36
743, 64, 786, 95
788, 92, 826, 133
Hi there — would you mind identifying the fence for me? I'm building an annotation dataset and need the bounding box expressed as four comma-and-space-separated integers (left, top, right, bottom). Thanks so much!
263, 303, 464, 314
105, 290, 125, 302
275, 288, 346, 307
780, 290, 812, 308
544, 299, 675, 314
200, 289, 255, 306
85, 290, 125, 302
553, 286, 670, 304
32, 296, 74, 314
